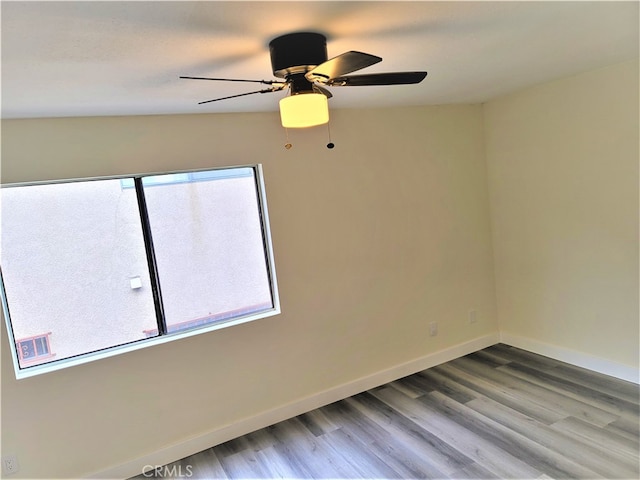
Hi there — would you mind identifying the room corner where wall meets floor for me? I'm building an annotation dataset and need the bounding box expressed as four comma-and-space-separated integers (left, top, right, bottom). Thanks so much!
500, 333, 640, 385
125, 343, 639, 480
90, 334, 500, 479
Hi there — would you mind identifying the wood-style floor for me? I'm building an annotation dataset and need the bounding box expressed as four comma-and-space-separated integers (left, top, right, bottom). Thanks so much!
134, 344, 640, 479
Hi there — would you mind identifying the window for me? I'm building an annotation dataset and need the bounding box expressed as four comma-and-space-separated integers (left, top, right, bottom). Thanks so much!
16, 333, 54, 364
1, 166, 279, 378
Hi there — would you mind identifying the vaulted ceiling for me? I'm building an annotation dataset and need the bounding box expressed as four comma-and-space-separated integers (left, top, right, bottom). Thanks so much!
2, 1, 638, 119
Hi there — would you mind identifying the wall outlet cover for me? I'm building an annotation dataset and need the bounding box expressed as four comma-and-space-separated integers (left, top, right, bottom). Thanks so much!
429, 321, 438, 336
2, 455, 19, 475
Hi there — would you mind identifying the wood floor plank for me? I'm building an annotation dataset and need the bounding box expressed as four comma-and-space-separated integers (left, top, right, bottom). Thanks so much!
245, 445, 301, 479
297, 408, 341, 438
607, 414, 640, 439
428, 364, 636, 473
432, 363, 566, 425
466, 349, 513, 367
423, 391, 603, 479
320, 396, 453, 478
371, 386, 543, 479
550, 416, 640, 461
215, 434, 252, 458
488, 345, 639, 402
450, 356, 619, 427
320, 397, 396, 448
348, 392, 474, 476
550, 363, 640, 400
493, 345, 640, 390
309, 434, 372, 479
320, 427, 403, 478
449, 461, 502, 479
605, 421, 640, 444
484, 344, 561, 370
417, 369, 477, 404
498, 362, 639, 417
241, 427, 281, 453
393, 370, 437, 396
267, 418, 350, 478
131, 345, 639, 480
514, 357, 640, 405
218, 448, 270, 479
180, 450, 227, 480
464, 393, 636, 478
388, 376, 430, 399
365, 438, 447, 479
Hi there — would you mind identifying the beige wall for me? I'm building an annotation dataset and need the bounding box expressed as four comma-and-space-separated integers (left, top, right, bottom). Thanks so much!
1, 104, 498, 478
484, 60, 639, 370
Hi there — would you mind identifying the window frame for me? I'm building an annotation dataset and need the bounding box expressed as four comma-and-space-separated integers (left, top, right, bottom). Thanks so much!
1, 164, 280, 379
16, 332, 55, 364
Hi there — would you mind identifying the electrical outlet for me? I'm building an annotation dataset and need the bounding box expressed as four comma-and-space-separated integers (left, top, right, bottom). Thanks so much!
468, 310, 477, 324
2, 455, 19, 475
429, 321, 438, 336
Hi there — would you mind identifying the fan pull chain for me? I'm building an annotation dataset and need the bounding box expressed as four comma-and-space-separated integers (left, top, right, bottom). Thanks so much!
326, 122, 335, 149
283, 124, 335, 149
284, 128, 292, 150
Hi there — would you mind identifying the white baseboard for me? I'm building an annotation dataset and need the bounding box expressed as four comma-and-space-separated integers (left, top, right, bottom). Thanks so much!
500, 332, 640, 384
87, 333, 499, 479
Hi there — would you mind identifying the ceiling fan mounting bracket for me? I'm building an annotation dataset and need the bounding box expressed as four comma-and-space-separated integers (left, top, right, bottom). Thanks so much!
269, 32, 328, 79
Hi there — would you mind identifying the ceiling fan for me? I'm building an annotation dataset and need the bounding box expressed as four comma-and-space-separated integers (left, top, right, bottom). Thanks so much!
180, 32, 428, 129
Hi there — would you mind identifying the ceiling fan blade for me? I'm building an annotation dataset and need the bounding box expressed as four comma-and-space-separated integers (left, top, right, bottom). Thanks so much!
197, 86, 285, 105
180, 76, 284, 86
306, 51, 382, 82
326, 71, 427, 87
312, 84, 333, 99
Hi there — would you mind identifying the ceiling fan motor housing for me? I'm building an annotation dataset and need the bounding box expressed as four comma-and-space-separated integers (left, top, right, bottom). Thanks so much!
269, 32, 328, 79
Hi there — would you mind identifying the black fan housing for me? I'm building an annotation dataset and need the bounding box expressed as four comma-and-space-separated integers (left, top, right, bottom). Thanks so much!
269, 32, 328, 78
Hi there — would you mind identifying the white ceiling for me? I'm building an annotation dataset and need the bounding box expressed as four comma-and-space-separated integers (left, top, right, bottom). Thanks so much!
2, 1, 638, 119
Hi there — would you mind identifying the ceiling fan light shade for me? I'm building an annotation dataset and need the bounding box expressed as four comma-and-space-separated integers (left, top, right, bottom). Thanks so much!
279, 93, 329, 128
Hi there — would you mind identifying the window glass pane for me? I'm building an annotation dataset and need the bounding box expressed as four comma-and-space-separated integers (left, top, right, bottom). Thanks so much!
35, 337, 49, 356
1, 179, 158, 368
142, 168, 273, 331
19, 341, 36, 359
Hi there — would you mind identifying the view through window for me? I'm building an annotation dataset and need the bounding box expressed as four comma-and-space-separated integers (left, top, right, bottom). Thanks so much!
1, 166, 278, 377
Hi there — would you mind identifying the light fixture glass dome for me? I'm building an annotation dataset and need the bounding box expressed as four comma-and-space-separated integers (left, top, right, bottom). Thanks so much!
279, 93, 329, 128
